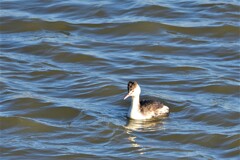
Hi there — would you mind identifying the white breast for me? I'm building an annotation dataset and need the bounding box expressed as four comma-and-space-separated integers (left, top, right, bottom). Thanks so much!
128, 108, 149, 120
128, 107, 154, 120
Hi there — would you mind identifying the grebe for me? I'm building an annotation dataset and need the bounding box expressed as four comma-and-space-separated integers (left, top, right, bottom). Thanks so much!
124, 81, 169, 120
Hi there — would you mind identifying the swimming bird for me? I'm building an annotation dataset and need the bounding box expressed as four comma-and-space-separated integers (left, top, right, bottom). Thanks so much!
124, 81, 169, 120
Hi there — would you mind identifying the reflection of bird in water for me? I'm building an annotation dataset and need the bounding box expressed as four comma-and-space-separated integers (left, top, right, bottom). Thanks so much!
125, 118, 165, 132
124, 81, 170, 120
125, 128, 145, 155
125, 119, 166, 155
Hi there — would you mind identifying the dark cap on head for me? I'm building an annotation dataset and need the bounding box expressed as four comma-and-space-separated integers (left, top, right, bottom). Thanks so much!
127, 81, 138, 92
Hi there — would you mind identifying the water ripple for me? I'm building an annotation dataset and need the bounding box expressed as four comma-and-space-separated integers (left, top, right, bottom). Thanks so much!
1, 0, 239, 159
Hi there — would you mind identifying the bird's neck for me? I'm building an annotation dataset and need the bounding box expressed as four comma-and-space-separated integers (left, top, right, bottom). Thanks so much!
131, 95, 140, 111
128, 94, 145, 119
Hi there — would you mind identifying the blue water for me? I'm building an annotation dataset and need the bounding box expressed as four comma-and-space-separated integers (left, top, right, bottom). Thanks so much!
1, 0, 240, 159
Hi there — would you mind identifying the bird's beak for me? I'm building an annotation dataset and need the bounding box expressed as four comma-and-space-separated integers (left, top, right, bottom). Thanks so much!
124, 93, 130, 100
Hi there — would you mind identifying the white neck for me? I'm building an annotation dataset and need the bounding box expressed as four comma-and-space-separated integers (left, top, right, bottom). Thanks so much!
128, 95, 143, 119
131, 95, 140, 110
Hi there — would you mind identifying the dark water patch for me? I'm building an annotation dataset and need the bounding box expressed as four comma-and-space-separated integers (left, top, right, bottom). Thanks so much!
159, 133, 236, 150
0, 144, 62, 160
19, 106, 81, 122
1, 18, 76, 33
91, 21, 238, 39
222, 134, 240, 150
126, 4, 173, 18
45, 2, 111, 19
156, 80, 196, 86
0, 56, 33, 73
52, 51, 107, 64
222, 144, 240, 159
132, 44, 188, 54
161, 24, 240, 38
171, 37, 210, 45
28, 69, 70, 82
92, 21, 162, 36
193, 84, 240, 94
53, 153, 100, 160
19, 42, 59, 55
189, 111, 239, 127
198, 2, 240, 13
1, 97, 54, 112
108, 68, 137, 76
92, 85, 123, 97
214, 48, 240, 60
0, 55, 28, 65
167, 66, 206, 72
0, 116, 63, 133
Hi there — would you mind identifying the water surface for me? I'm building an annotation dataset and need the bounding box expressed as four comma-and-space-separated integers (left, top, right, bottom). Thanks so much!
0, 0, 240, 159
